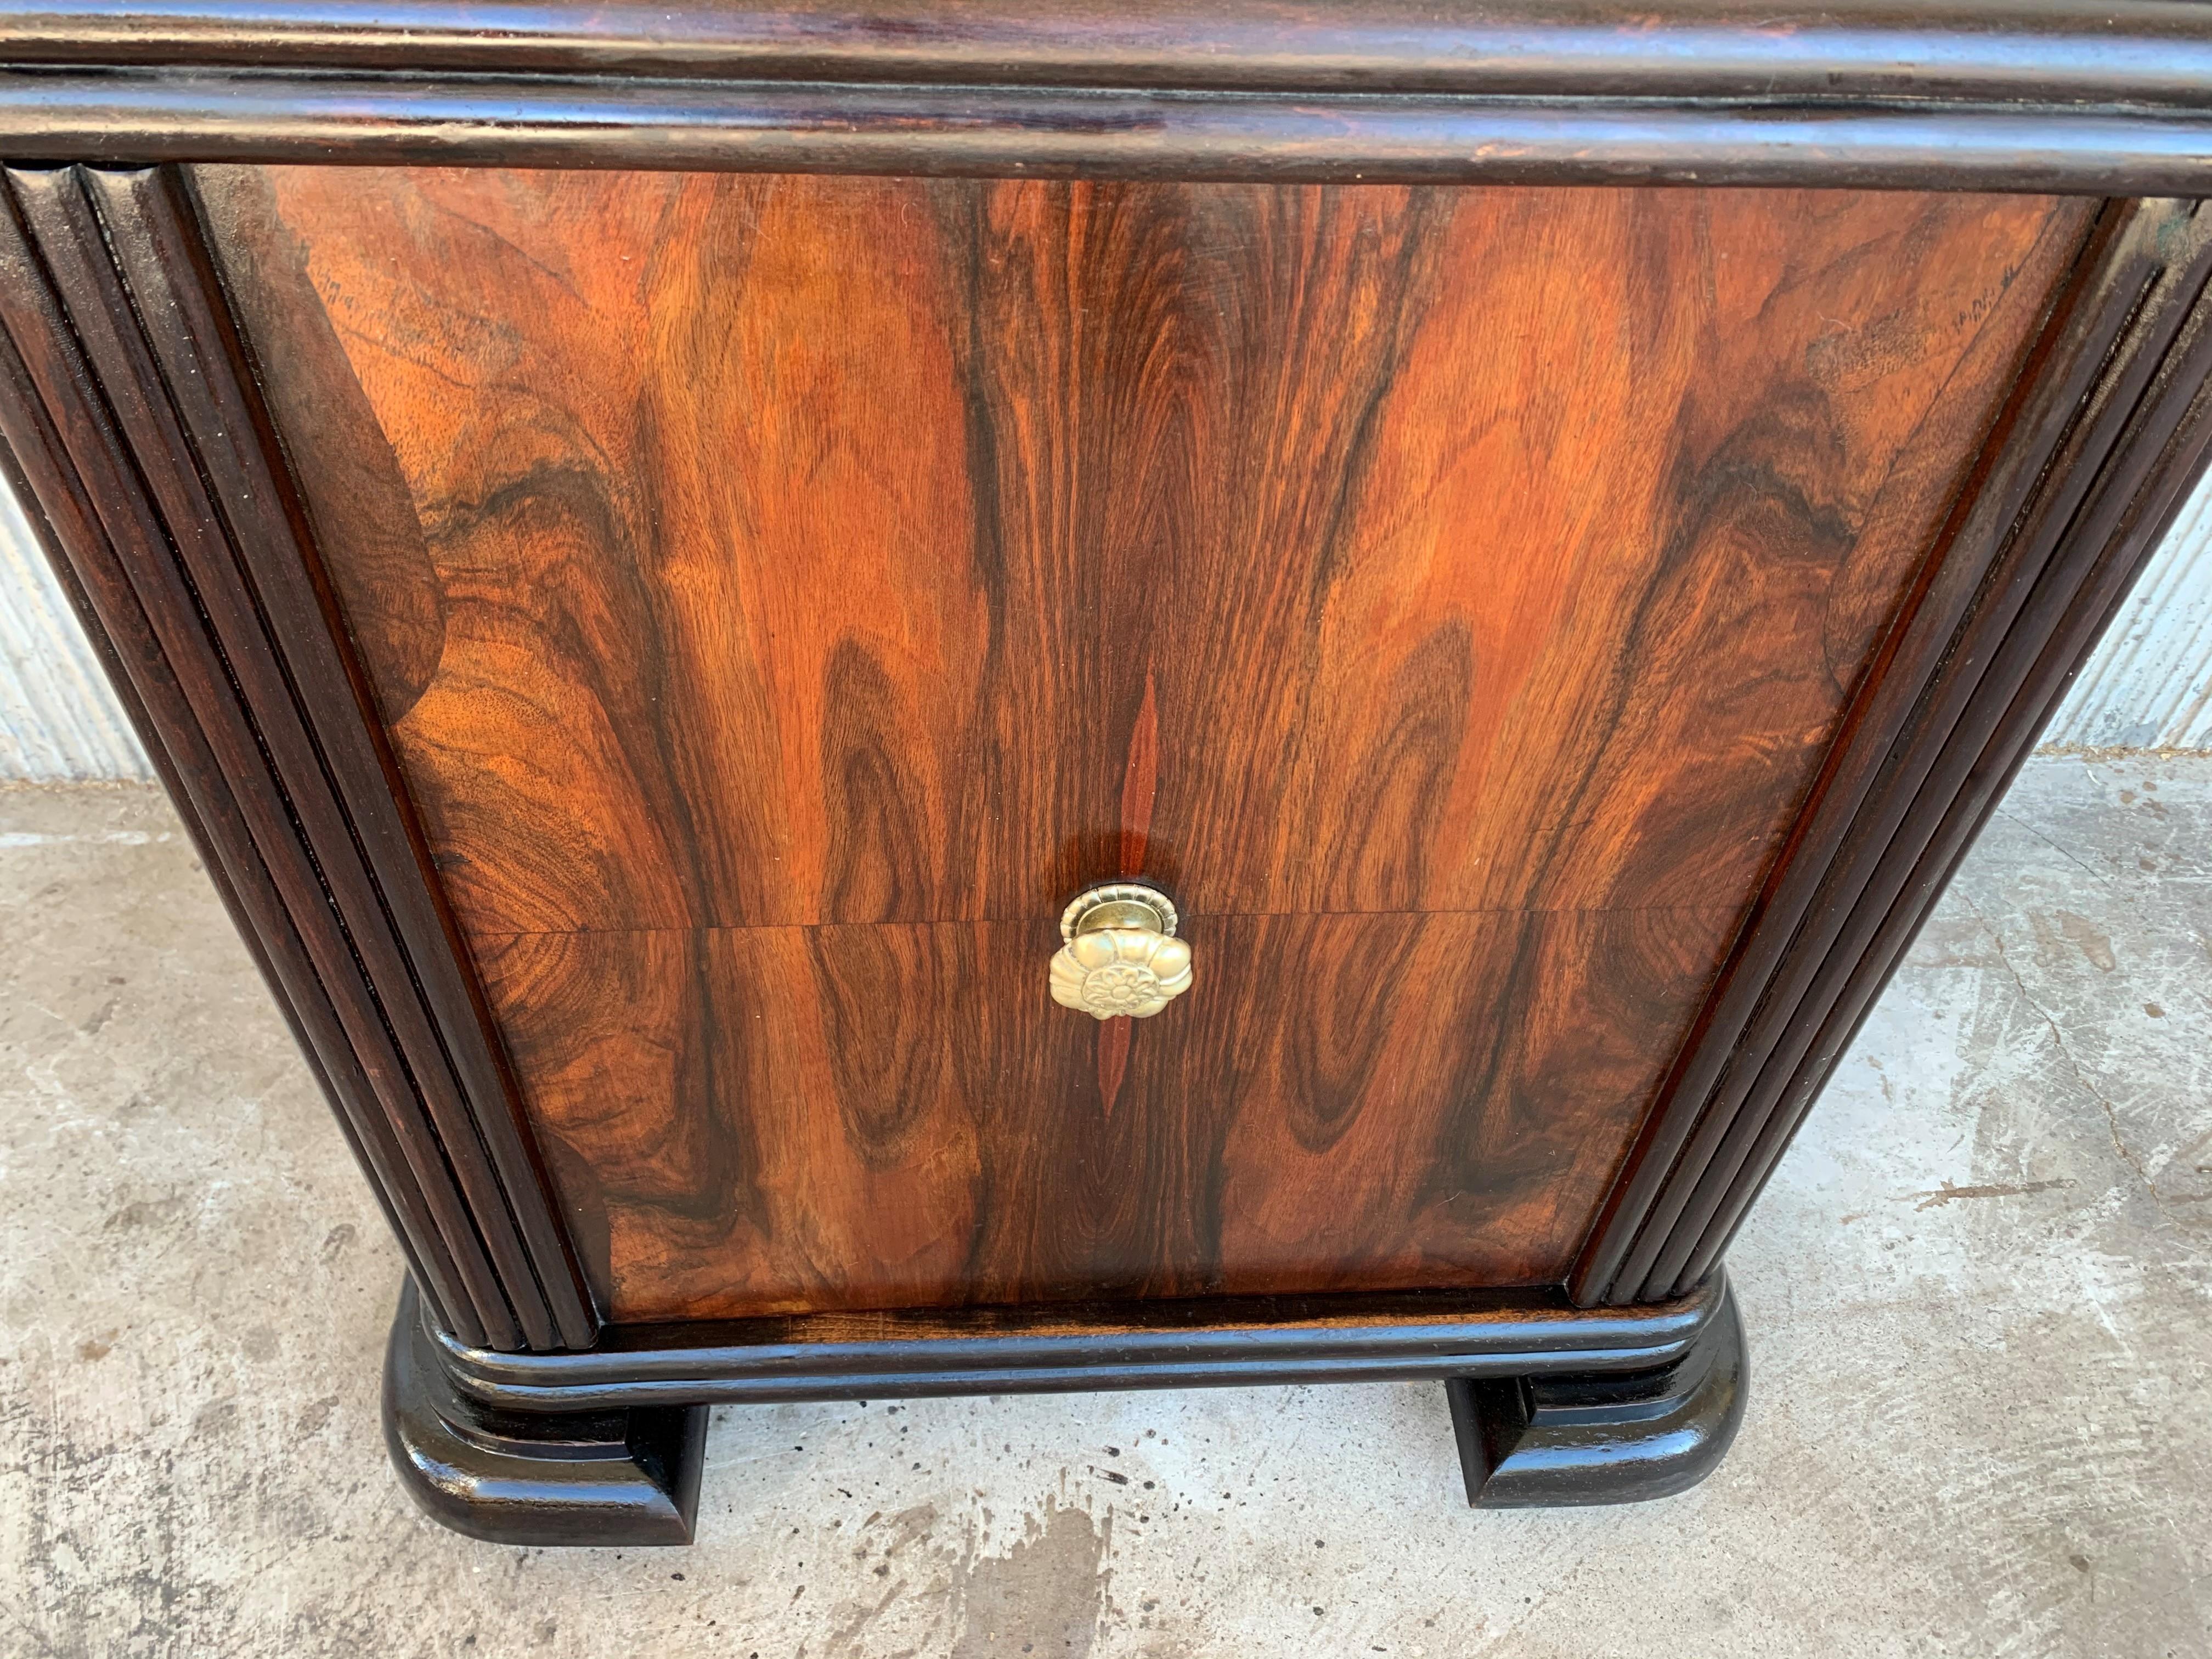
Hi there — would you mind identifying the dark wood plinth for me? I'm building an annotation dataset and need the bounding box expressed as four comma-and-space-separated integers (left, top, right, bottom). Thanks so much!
383, 1280, 709, 1548
1447, 1279, 1746, 1507
388, 1271, 1739, 1543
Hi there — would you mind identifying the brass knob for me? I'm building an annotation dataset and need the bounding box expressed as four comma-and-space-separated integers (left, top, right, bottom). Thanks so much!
1049, 882, 1193, 1020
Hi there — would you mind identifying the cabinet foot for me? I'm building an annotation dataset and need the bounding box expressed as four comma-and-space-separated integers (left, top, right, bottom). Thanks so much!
1445, 1279, 1746, 1507
382, 1280, 708, 1546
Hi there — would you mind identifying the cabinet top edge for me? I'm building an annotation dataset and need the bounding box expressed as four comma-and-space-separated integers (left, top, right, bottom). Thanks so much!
9, 3, 2212, 189
10, 0, 2212, 105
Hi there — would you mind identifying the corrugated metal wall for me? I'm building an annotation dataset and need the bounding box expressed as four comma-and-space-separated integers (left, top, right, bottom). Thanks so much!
2, 464, 2209, 782
2041, 459, 2212, 752
0, 475, 150, 781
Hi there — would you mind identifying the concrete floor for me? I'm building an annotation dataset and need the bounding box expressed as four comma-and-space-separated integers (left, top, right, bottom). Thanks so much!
1, 755, 2208, 1658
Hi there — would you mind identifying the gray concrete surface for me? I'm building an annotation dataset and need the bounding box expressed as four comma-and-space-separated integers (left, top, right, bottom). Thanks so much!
2, 755, 2209, 1657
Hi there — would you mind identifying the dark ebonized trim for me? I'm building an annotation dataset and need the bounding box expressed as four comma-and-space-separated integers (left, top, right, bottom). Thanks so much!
0, 161, 596, 1350
1573, 195, 2212, 1305
0, 189, 494, 1340
0, 426, 445, 1282
426, 1276, 1724, 1414
4, 73, 2212, 191
8, 2, 2212, 186
386, 1280, 706, 1547
5, 1, 2211, 101
390, 1270, 1734, 1541
1447, 1278, 1746, 1506
1666, 234, 2212, 1295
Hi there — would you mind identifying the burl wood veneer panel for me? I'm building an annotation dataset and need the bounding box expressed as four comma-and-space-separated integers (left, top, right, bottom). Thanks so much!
198, 168, 2090, 1320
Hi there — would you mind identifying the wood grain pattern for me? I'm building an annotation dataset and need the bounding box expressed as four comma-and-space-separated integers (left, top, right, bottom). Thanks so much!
196, 167, 2088, 1320
464, 910, 1730, 1318
1641, 199, 2212, 1299
0, 163, 591, 1348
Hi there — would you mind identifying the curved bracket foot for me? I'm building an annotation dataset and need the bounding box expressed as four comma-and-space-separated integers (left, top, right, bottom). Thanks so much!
382, 1279, 708, 1546
1446, 1278, 1746, 1506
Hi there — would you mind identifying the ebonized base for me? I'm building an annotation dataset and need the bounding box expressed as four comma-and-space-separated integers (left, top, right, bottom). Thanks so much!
383, 1281, 709, 1547
385, 1273, 1744, 1544
1447, 1280, 1746, 1506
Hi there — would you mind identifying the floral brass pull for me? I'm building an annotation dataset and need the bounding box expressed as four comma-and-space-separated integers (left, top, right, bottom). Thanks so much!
1049, 882, 1193, 1020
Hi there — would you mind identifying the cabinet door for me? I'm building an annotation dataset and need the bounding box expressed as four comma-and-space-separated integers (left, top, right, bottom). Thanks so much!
196, 167, 2090, 1322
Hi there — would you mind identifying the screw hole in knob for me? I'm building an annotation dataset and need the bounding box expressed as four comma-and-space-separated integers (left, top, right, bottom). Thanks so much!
1049, 881, 1193, 1020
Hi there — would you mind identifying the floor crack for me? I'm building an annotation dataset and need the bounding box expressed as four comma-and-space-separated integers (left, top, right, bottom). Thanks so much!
1991, 806, 2115, 889
1957, 891, 2171, 1220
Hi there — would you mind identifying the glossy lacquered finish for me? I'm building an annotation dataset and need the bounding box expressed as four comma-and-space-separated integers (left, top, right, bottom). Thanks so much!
385, 1269, 1730, 1539
13, 1, 2212, 99
429, 1276, 1728, 1413
1579, 195, 2212, 1304
9, 2, 2212, 188
198, 166, 2084, 1324
1447, 1279, 1746, 1506
383, 1268, 1735, 1538
385, 1281, 707, 1547
7, 2, 2212, 1547
0, 163, 595, 1350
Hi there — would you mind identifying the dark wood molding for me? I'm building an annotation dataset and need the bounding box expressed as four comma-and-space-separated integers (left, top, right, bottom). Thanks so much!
3, 75, 2210, 194
1661, 229, 2212, 1295
0, 18, 2202, 1537
1571, 195, 2212, 1306
386, 1281, 708, 1547
387, 1271, 1729, 1542
6, 2, 2212, 186
1447, 1280, 1745, 1508
9, 1, 2212, 100
429, 1273, 1725, 1413
0, 161, 596, 1350
0, 419, 444, 1276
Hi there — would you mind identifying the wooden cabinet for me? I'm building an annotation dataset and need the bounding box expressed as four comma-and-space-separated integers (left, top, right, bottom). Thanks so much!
6, 2, 2211, 1546
204, 167, 2091, 1323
